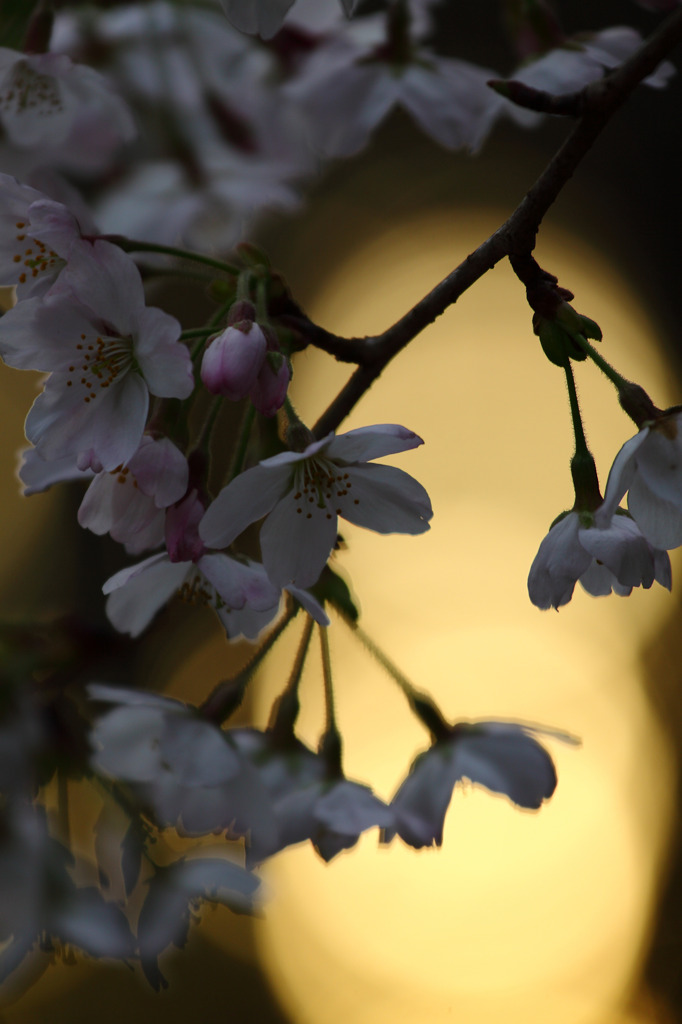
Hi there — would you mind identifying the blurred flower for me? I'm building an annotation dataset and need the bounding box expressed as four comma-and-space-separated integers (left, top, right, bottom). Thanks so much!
0, 48, 135, 150
199, 424, 433, 588
384, 721, 575, 849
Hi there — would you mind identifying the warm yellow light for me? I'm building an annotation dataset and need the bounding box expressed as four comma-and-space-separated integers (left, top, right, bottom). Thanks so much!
252, 209, 677, 1024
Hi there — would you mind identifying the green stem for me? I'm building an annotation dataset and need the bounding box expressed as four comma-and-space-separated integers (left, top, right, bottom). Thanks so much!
563, 357, 590, 459
106, 235, 238, 276
574, 334, 630, 391
344, 617, 449, 738
318, 624, 343, 774
269, 615, 315, 739
200, 600, 299, 723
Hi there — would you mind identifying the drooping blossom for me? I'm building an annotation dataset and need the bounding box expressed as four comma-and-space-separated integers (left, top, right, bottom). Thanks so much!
383, 721, 576, 849
603, 411, 682, 550
199, 424, 433, 588
508, 26, 674, 96
88, 685, 278, 842
527, 505, 671, 610
137, 853, 260, 990
0, 240, 193, 472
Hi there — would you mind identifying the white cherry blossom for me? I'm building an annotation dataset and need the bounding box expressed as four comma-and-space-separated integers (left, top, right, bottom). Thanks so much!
0, 240, 193, 471
527, 506, 671, 610
603, 412, 682, 550
199, 424, 433, 588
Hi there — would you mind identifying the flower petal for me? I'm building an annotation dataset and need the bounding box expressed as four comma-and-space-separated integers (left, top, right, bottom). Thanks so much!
325, 424, 424, 463
338, 463, 433, 534
199, 463, 291, 549
260, 492, 338, 587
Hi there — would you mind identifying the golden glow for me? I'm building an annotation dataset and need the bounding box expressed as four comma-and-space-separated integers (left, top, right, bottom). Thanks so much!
252, 210, 677, 1024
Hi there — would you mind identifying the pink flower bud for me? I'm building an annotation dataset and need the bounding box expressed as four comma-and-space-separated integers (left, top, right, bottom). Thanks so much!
250, 353, 291, 417
165, 490, 206, 563
200, 322, 267, 400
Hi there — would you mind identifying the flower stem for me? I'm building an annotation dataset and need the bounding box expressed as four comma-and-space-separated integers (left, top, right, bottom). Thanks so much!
105, 235, 239, 275
342, 617, 450, 740
574, 334, 630, 391
200, 599, 299, 723
269, 615, 315, 740
318, 624, 343, 774
563, 357, 602, 509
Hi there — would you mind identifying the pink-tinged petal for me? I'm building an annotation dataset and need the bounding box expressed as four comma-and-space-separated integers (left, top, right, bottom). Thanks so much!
579, 517, 655, 589
104, 555, 189, 637
78, 469, 155, 538
601, 428, 650, 518
199, 463, 292, 549
337, 463, 433, 534
250, 355, 290, 417
27, 198, 84, 260
26, 370, 148, 471
527, 512, 591, 610
326, 424, 424, 463
200, 323, 266, 399
0, 294, 95, 371
128, 437, 188, 507
397, 59, 498, 152
62, 240, 145, 332
133, 305, 193, 399
260, 493, 338, 587
216, 601, 280, 641
628, 473, 682, 550
198, 553, 279, 611
166, 491, 206, 563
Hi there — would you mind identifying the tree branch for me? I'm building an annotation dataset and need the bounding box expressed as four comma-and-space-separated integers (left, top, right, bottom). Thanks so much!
310, 8, 682, 439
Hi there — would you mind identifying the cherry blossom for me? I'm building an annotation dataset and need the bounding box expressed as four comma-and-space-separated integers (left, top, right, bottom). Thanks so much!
0, 240, 193, 472
284, 35, 504, 158
603, 412, 682, 550
0, 48, 135, 150
77, 437, 189, 554
103, 549, 281, 639
199, 424, 433, 588
88, 685, 278, 841
383, 721, 573, 849
527, 506, 671, 610
509, 26, 674, 96
0, 174, 87, 300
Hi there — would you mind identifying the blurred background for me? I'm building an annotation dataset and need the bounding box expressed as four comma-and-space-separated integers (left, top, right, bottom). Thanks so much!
3, 1, 682, 1022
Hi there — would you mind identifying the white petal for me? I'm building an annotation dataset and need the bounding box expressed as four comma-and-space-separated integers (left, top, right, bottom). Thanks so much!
325, 424, 424, 463
527, 513, 591, 610
602, 428, 649, 518
338, 463, 433, 534
628, 473, 682, 550
260, 492, 338, 587
199, 463, 291, 549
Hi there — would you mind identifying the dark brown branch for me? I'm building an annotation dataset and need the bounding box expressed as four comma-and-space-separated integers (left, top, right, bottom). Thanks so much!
310, 8, 682, 439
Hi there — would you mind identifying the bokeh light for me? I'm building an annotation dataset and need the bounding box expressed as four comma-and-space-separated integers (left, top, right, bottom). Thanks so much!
247, 209, 679, 1024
